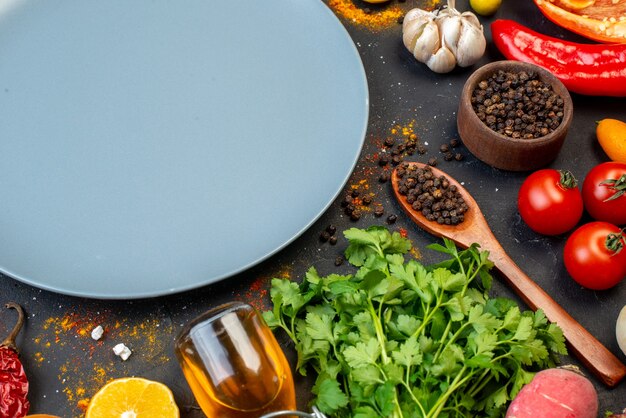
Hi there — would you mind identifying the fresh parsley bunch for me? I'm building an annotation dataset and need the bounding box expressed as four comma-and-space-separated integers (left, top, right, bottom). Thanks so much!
263, 226, 567, 418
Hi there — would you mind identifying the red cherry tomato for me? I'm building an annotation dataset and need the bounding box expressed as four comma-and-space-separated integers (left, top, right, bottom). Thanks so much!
517, 169, 583, 235
581, 162, 626, 226
563, 222, 626, 290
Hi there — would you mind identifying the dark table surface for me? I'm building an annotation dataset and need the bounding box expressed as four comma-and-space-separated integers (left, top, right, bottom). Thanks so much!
1, 1, 625, 416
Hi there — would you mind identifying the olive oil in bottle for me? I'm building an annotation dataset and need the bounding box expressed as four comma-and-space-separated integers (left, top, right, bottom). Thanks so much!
176, 302, 296, 418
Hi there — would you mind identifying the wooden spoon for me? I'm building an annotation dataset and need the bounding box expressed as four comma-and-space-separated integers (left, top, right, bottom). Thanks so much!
392, 161, 626, 387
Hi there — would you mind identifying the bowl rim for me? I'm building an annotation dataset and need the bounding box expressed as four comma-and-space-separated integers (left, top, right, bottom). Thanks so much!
460, 60, 573, 147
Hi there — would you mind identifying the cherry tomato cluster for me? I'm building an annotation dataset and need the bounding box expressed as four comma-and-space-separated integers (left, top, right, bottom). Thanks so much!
518, 162, 626, 290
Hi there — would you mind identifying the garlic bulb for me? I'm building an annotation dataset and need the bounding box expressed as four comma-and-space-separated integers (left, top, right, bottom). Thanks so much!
402, 0, 486, 73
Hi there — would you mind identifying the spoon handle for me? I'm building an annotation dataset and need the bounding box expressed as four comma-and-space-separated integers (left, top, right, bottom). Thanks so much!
488, 241, 626, 387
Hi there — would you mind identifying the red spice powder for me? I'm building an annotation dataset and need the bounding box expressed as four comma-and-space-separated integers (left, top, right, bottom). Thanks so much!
237, 266, 292, 312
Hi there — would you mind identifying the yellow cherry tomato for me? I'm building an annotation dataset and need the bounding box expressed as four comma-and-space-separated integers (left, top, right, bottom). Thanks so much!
597, 118, 626, 163
469, 0, 503, 15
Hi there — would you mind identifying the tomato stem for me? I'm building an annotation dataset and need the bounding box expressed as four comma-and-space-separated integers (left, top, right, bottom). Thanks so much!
558, 170, 578, 189
600, 174, 626, 202
1, 302, 25, 351
606, 229, 625, 256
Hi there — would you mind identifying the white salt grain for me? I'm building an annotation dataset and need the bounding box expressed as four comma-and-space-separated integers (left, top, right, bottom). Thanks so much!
113, 343, 132, 361
91, 325, 104, 341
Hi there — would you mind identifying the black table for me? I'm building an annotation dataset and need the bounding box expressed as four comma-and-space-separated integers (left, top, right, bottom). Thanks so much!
1, 1, 624, 416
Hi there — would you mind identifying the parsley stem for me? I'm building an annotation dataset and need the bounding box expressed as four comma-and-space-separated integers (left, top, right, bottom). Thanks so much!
467, 370, 494, 398
431, 320, 454, 363
400, 380, 427, 417
411, 291, 444, 339
432, 321, 470, 364
426, 366, 473, 418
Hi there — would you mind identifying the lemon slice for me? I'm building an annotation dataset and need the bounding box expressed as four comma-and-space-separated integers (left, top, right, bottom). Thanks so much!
86, 377, 179, 418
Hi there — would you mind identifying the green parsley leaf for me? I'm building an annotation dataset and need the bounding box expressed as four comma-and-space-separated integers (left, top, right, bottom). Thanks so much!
314, 378, 349, 414
343, 338, 381, 369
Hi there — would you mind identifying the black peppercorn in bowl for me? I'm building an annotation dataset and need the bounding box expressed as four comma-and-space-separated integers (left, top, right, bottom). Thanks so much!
457, 60, 573, 171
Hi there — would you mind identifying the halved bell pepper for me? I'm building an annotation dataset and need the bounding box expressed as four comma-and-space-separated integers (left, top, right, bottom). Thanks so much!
534, 0, 626, 43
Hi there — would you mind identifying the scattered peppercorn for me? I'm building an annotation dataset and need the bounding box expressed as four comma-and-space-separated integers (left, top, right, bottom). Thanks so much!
378, 154, 390, 166
351, 189, 360, 198
334, 255, 344, 266
374, 205, 385, 217
444, 152, 454, 161
384, 137, 395, 147
471, 70, 564, 139
362, 195, 373, 205
396, 163, 468, 226
449, 138, 460, 148
379, 171, 390, 183
350, 209, 362, 221
320, 225, 339, 245
428, 157, 438, 166
417, 145, 427, 155
439, 144, 450, 153
386, 214, 398, 224
454, 153, 464, 161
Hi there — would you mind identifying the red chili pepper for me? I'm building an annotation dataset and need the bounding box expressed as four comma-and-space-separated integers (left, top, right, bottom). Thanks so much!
491, 19, 626, 97
1, 303, 29, 418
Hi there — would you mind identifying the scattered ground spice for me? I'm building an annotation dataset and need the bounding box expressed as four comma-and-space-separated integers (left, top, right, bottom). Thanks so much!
328, 0, 404, 31
31, 310, 174, 415
238, 267, 293, 311
328, 0, 440, 31
239, 276, 271, 312
409, 245, 422, 260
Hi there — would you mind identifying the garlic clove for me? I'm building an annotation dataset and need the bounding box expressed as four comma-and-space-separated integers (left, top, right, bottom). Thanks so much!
412, 20, 441, 64
403, 7, 433, 25
403, 17, 428, 51
426, 45, 457, 73
402, 9, 436, 54
618, 305, 626, 356
454, 19, 486, 67
460, 11, 482, 28
439, 15, 462, 58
